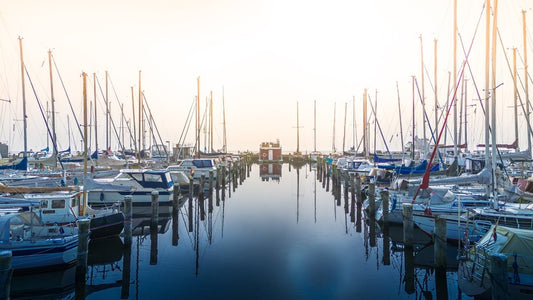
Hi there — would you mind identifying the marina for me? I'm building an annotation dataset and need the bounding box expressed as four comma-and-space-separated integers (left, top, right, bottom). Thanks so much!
0, 162, 477, 299
2, 0, 533, 299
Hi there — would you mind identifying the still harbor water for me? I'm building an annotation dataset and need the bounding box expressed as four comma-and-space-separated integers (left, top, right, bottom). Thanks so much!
11, 163, 473, 299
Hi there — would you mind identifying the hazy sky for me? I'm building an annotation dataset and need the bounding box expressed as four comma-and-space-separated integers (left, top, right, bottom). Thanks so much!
0, 0, 532, 154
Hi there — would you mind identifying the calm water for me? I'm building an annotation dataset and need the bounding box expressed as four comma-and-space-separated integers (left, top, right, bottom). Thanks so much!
10, 163, 474, 299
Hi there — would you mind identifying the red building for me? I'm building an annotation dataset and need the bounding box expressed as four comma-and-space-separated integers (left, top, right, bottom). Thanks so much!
259, 140, 282, 162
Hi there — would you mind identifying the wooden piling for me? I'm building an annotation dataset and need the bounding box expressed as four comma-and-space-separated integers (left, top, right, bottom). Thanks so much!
490, 253, 509, 300
381, 190, 389, 223
402, 203, 414, 248
216, 167, 220, 190
209, 170, 214, 196
368, 182, 376, 214
151, 190, 159, 225
222, 165, 226, 187
355, 176, 362, 204
434, 216, 447, 269
0, 251, 12, 300
75, 219, 89, 298
124, 195, 133, 247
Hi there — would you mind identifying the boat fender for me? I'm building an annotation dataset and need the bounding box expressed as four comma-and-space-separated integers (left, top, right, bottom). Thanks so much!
100, 192, 104, 201
424, 207, 432, 216
390, 196, 397, 212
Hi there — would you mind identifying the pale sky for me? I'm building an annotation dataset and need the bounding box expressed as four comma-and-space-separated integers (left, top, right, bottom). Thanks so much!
0, 0, 532, 154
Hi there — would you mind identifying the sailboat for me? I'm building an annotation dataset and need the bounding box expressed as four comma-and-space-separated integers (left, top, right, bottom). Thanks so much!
290, 101, 306, 166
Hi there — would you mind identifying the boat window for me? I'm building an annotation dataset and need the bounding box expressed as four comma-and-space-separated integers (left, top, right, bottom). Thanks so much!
52, 199, 65, 209
41, 200, 49, 208
145, 173, 163, 182
128, 173, 143, 182
72, 197, 78, 207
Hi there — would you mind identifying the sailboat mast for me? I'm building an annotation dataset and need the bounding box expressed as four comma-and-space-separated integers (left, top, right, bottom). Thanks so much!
363, 89, 367, 157
453, 0, 458, 159
412, 76, 415, 160
420, 35, 426, 155
93, 73, 98, 157
48, 50, 57, 157
138, 70, 142, 162
210, 91, 213, 153
131, 87, 138, 162
523, 10, 531, 157
484, 0, 491, 170
314, 100, 317, 152
222, 87, 227, 153
396, 82, 405, 155
197, 77, 200, 157
332, 102, 336, 153
343, 102, 347, 154
18, 37, 27, 158
373, 91, 377, 155
297, 101, 300, 154
464, 78, 468, 149
105, 71, 109, 151
82, 72, 88, 216
352, 96, 356, 151
513, 48, 519, 151
434, 39, 438, 141
490, 0, 499, 206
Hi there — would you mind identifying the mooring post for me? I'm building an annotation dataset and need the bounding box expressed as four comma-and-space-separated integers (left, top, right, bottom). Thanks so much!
173, 184, 181, 211
76, 218, 90, 272
381, 190, 389, 223
491, 253, 509, 300
403, 203, 414, 248
124, 195, 133, 248
0, 251, 12, 300
216, 166, 220, 190
222, 165, 226, 188
355, 176, 362, 204
434, 216, 447, 269
209, 170, 214, 197
151, 190, 159, 226
368, 182, 376, 214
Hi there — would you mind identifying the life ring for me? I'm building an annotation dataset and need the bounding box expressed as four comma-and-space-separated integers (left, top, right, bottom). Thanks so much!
262, 152, 267, 158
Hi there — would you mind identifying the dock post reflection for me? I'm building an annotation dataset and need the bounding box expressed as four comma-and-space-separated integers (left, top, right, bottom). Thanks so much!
435, 268, 448, 300
121, 196, 133, 298
200, 175, 206, 221
356, 200, 362, 233
75, 219, 90, 300
404, 246, 415, 294
355, 175, 362, 204
124, 196, 133, 247
381, 190, 389, 224
0, 251, 12, 300
172, 185, 180, 246
209, 170, 214, 199
380, 191, 390, 266
151, 191, 159, 225
368, 182, 375, 215
150, 217, 158, 266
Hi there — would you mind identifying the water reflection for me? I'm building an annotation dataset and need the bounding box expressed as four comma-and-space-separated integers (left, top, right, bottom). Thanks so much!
4, 163, 474, 299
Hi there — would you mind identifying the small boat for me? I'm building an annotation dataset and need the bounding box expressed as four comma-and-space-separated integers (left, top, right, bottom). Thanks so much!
1, 191, 124, 239
167, 158, 217, 182
458, 225, 533, 299
0, 212, 79, 270
86, 169, 174, 213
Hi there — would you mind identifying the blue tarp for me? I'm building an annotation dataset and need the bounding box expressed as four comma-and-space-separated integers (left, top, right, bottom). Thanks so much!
0, 157, 27, 171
